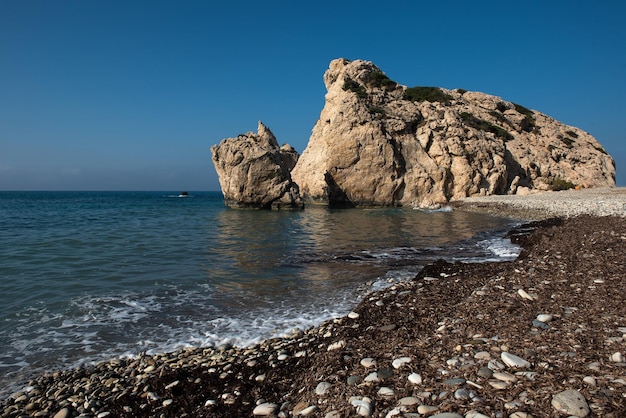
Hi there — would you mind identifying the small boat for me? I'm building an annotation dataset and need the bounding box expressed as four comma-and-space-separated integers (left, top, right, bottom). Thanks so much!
178, 191, 189, 198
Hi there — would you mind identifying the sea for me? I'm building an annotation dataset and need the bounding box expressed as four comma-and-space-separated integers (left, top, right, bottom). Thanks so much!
0, 191, 521, 397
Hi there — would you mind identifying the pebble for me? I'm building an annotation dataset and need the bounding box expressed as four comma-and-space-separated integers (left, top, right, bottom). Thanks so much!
443, 377, 466, 386
488, 380, 509, 390
465, 412, 489, 418
474, 351, 491, 360
364, 372, 379, 382
348, 311, 360, 319
378, 324, 397, 332
610, 352, 625, 363
391, 357, 411, 369
454, 388, 470, 400
408, 372, 423, 384
297, 405, 318, 416
517, 289, 535, 300
417, 405, 439, 414
536, 313, 553, 322
360, 358, 377, 368
347, 375, 362, 385
398, 397, 420, 406
492, 371, 518, 383
315, 382, 331, 396
53, 408, 72, 418
509, 413, 533, 418
477, 367, 493, 378
582, 376, 596, 386
327, 340, 345, 351
501, 352, 531, 368
430, 413, 463, 418
378, 387, 395, 398
551, 389, 590, 417
253, 402, 278, 416
351, 397, 373, 417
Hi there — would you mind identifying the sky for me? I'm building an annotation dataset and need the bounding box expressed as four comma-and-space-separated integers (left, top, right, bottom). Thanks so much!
1, 0, 625, 191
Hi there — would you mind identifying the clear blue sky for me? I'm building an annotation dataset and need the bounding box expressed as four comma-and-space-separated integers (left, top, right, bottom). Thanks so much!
1, 0, 625, 190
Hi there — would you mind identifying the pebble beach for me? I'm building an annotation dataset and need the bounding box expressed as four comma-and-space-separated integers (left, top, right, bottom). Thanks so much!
2, 189, 626, 418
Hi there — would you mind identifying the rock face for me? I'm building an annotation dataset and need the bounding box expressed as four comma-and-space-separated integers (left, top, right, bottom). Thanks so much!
211, 121, 304, 209
290, 58, 615, 207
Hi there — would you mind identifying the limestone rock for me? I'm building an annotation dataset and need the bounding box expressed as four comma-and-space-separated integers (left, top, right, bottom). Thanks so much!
290, 58, 615, 208
211, 121, 304, 209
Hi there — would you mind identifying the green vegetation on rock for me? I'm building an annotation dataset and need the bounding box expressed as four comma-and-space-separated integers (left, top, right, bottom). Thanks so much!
405, 86, 452, 104
365, 71, 397, 91
549, 177, 576, 191
343, 79, 367, 98
460, 112, 513, 141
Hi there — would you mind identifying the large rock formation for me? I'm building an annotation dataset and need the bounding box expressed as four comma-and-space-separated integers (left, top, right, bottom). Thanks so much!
290, 59, 615, 207
211, 121, 304, 209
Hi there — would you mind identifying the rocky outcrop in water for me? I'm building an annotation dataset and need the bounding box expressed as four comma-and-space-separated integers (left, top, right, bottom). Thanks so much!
210, 121, 304, 209
290, 59, 615, 207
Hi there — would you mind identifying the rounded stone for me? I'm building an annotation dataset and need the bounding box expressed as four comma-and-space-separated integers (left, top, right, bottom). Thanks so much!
398, 396, 420, 406
360, 358, 377, 368
391, 357, 411, 369
501, 351, 531, 368
536, 313, 553, 322
551, 389, 590, 417
315, 382, 331, 396
443, 377, 466, 386
253, 402, 278, 416
417, 405, 439, 414
377, 387, 395, 398
408, 372, 423, 384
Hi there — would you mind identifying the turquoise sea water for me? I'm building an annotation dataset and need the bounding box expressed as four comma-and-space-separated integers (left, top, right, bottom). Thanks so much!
0, 191, 519, 396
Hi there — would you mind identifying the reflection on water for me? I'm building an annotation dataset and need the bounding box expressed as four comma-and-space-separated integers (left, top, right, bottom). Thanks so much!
208, 206, 514, 298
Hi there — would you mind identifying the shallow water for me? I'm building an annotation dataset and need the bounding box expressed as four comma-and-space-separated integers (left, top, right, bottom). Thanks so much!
0, 191, 518, 396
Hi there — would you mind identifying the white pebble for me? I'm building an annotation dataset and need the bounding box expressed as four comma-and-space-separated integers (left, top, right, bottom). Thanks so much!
348, 311, 360, 319
351, 397, 373, 417
298, 405, 318, 416
417, 405, 439, 414
583, 376, 597, 386
327, 340, 345, 351
551, 389, 590, 417
492, 372, 518, 383
377, 387, 395, 397
517, 288, 535, 300
360, 358, 377, 368
392, 356, 412, 369
315, 382, 331, 396
610, 352, 625, 362
253, 402, 278, 416
408, 373, 423, 384
364, 372, 379, 382
536, 314, 553, 323
465, 411, 490, 418
501, 352, 531, 369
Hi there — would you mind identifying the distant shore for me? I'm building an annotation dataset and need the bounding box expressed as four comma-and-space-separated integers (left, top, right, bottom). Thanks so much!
2, 191, 626, 417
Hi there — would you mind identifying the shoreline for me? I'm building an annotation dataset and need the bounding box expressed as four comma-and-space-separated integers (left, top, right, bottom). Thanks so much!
2, 192, 626, 417
454, 187, 626, 220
